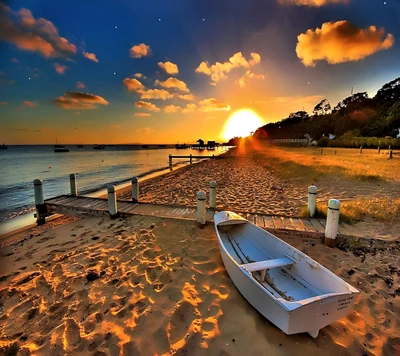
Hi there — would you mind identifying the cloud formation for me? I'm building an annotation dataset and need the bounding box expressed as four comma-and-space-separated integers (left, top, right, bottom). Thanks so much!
82, 51, 99, 62
0, 3, 77, 58
296, 21, 395, 67
196, 52, 261, 84
0, 101, 8, 105
123, 78, 145, 92
134, 73, 143, 78
76, 81, 85, 89
278, 0, 349, 6
177, 94, 195, 101
130, 43, 151, 58
134, 113, 151, 117
141, 89, 173, 100
155, 77, 189, 93
52, 91, 109, 109
135, 101, 160, 112
164, 104, 181, 113
272, 95, 324, 104
236, 71, 265, 88
182, 103, 197, 114
198, 98, 231, 112
158, 61, 179, 75
23, 101, 37, 107
53, 63, 68, 74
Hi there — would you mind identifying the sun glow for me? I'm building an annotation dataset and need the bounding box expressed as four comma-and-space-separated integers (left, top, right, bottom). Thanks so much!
222, 109, 264, 141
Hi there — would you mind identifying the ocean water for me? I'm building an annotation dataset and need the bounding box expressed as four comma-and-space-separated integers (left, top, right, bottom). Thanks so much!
0, 145, 222, 221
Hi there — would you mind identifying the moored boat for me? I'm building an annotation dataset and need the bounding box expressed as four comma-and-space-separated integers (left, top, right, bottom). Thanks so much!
0, 144, 10, 149
93, 144, 106, 150
214, 211, 359, 338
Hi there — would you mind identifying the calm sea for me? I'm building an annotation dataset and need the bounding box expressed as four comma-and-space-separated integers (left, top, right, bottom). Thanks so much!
0, 145, 222, 222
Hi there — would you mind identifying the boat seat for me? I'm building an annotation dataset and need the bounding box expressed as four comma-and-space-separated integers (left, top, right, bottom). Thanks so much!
241, 257, 294, 282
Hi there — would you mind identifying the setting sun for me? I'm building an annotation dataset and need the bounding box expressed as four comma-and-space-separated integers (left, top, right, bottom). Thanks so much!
222, 109, 264, 141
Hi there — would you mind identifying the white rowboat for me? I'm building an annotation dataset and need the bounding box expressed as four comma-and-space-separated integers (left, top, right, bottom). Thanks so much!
214, 211, 359, 338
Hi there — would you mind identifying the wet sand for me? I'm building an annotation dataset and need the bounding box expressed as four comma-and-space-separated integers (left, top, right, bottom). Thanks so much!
0, 215, 398, 355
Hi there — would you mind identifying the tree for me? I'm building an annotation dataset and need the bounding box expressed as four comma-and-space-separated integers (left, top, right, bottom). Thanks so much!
289, 111, 309, 122
375, 77, 400, 102
313, 99, 331, 116
333, 92, 369, 112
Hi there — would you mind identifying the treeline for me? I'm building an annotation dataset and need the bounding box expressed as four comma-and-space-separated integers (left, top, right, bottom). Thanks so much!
253, 77, 400, 148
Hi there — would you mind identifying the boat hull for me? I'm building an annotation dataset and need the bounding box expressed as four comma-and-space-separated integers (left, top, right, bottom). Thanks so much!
214, 211, 359, 338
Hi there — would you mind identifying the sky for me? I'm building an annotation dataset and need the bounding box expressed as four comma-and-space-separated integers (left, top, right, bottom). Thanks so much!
0, 0, 399, 144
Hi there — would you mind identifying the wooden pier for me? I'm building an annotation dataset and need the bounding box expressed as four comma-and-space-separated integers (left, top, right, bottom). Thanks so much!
44, 195, 359, 238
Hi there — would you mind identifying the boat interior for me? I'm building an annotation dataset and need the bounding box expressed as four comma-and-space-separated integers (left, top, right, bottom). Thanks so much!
217, 223, 350, 303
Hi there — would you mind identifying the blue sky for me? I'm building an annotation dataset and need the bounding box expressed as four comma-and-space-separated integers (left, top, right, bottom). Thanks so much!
0, 0, 399, 144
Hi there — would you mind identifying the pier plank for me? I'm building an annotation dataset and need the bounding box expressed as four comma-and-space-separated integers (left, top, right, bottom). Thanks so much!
255, 215, 264, 228
263, 216, 275, 229
272, 216, 284, 230
290, 218, 306, 231
300, 219, 317, 233
281, 217, 295, 230
309, 219, 325, 233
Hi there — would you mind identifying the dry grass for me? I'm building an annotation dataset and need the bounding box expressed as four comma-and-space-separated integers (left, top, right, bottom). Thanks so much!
257, 146, 399, 183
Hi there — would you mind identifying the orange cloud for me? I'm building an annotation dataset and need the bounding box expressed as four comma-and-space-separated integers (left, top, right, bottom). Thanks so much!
196, 52, 261, 84
135, 101, 160, 112
198, 98, 231, 112
52, 91, 108, 109
123, 77, 144, 92
178, 93, 195, 101
272, 95, 324, 104
53, 63, 68, 74
0, 3, 76, 58
278, 0, 349, 6
130, 43, 151, 58
158, 61, 179, 75
164, 104, 181, 113
296, 21, 395, 67
155, 77, 189, 93
236, 71, 265, 88
82, 51, 99, 62
23, 100, 37, 107
140, 89, 173, 100
76, 81, 85, 89
136, 127, 153, 134
134, 73, 143, 78
135, 113, 151, 117
182, 103, 197, 114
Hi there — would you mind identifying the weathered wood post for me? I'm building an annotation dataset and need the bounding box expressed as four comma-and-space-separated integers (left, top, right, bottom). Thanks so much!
69, 173, 78, 196
209, 181, 217, 209
169, 154, 172, 170
334, 149, 337, 155
389, 145, 391, 150
131, 176, 139, 203
34, 179, 46, 225
196, 191, 206, 226
378, 147, 381, 154
212, 154, 215, 159
324, 199, 340, 247
389, 149, 393, 159
320, 148, 323, 155
308, 185, 317, 218
360, 146, 363, 154
190, 154, 192, 164
107, 185, 118, 218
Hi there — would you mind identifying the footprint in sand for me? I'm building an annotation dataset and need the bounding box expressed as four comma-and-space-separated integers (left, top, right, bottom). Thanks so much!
64, 318, 81, 347
168, 301, 198, 345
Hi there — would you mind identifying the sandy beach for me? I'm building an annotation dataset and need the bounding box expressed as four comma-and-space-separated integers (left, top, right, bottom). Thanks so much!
0, 215, 398, 355
1, 143, 399, 355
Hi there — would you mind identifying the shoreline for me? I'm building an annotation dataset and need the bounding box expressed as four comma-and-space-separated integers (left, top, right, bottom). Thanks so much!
0, 148, 232, 239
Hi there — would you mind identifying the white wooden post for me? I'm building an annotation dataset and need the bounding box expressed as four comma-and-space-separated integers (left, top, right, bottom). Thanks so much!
169, 154, 172, 170
360, 146, 363, 154
324, 199, 340, 247
131, 176, 139, 203
389, 149, 393, 159
196, 191, 206, 225
34, 179, 46, 225
69, 173, 78, 196
190, 154, 192, 164
107, 185, 118, 218
308, 185, 317, 218
209, 181, 217, 209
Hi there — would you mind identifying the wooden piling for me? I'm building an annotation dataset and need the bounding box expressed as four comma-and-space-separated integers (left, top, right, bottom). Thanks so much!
131, 177, 139, 203
324, 199, 340, 247
34, 179, 46, 225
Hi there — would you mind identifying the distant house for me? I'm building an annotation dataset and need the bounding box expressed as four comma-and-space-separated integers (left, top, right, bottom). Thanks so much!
197, 139, 204, 147
207, 141, 216, 148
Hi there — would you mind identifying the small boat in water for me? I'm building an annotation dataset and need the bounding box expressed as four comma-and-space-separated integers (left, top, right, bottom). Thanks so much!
93, 144, 106, 149
214, 211, 359, 338
0, 144, 10, 149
